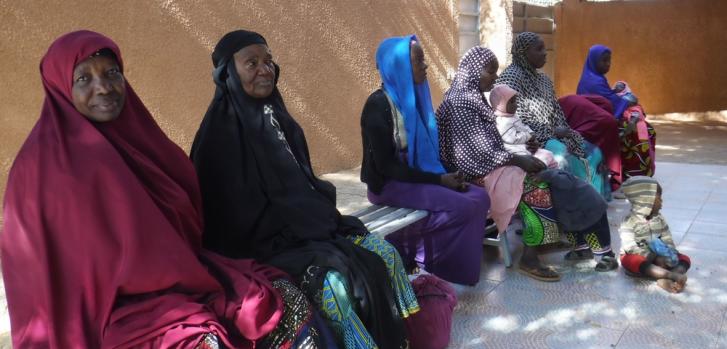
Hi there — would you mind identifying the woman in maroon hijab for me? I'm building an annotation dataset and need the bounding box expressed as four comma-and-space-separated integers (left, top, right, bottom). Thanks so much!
0, 30, 326, 349
559, 94, 622, 195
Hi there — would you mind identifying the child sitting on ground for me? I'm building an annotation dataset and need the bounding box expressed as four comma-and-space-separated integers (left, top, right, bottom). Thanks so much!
489, 85, 558, 169
620, 176, 690, 293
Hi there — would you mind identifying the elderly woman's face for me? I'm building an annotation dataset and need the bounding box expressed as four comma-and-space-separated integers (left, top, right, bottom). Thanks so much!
525, 37, 547, 69
71, 55, 126, 122
479, 59, 499, 93
234, 44, 275, 99
410, 42, 428, 84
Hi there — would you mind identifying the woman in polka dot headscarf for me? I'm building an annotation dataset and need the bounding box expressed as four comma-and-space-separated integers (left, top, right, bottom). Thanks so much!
496, 32, 611, 200
437, 46, 571, 281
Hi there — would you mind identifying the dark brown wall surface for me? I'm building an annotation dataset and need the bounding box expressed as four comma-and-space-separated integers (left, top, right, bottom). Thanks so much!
554, 0, 727, 114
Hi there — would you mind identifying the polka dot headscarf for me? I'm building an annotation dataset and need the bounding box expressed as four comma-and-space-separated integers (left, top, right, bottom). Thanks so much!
496, 32, 586, 157
436, 46, 514, 179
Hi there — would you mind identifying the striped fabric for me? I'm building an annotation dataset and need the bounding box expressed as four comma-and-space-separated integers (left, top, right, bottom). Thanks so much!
619, 176, 673, 256
622, 176, 658, 216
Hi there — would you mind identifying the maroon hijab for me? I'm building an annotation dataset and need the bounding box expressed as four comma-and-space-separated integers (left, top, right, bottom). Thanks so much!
558, 94, 622, 189
1, 30, 285, 348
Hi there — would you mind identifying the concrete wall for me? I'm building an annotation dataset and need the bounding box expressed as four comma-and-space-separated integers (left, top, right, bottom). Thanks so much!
0, 0, 459, 209
554, 0, 727, 114
479, 0, 514, 67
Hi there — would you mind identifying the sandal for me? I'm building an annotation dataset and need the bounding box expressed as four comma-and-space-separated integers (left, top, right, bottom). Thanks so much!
595, 256, 619, 272
564, 249, 593, 261
517, 265, 561, 282
539, 241, 572, 253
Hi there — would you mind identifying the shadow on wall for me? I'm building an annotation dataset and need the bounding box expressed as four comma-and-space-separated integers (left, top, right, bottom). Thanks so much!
0, 0, 460, 216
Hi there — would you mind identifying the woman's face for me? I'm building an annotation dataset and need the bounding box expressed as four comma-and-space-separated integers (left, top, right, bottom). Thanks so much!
234, 44, 275, 99
410, 42, 428, 84
525, 37, 547, 69
71, 55, 126, 122
596, 51, 611, 75
479, 59, 499, 92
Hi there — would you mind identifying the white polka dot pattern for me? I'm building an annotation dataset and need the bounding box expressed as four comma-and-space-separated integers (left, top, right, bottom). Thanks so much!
495, 32, 586, 157
436, 46, 514, 180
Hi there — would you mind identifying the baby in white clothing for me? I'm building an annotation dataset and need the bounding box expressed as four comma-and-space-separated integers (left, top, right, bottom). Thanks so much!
489, 85, 557, 169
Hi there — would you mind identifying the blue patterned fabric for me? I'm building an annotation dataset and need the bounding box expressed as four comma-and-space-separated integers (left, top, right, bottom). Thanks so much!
649, 238, 679, 267
349, 234, 420, 318
320, 271, 377, 349
546, 139, 610, 200
375, 35, 446, 174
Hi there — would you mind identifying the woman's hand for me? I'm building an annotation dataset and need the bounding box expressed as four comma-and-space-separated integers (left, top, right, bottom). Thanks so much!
526, 136, 540, 154
440, 171, 469, 192
510, 154, 547, 174
554, 126, 572, 138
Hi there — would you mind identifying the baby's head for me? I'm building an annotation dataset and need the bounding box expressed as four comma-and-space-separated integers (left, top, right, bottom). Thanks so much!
489, 84, 518, 115
614, 80, 632, 97
622, 176, 662, 218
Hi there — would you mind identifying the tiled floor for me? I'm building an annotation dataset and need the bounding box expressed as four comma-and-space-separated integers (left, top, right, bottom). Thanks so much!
323, 162, 727, 349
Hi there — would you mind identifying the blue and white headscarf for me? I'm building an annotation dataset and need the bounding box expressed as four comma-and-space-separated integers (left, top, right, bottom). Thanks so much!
375, 34, 445, 174
576, 44, 630, 118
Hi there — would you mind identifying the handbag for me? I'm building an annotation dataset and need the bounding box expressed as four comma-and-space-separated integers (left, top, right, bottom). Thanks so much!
405, 275, 457, 349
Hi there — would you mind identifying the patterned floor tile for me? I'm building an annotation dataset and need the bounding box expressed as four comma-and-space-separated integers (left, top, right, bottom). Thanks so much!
663, 218, 694, 234
660, 207, 701, 221
545, 324, 623, 349
714, 311, 727, 349
659, 197, 706, 210
453, 279, 501, 313
615, 308, 721, 348
695, 211, 727, 224
680, 231, 727, 253
449, 315, 553, 349
688, 220, 727, 236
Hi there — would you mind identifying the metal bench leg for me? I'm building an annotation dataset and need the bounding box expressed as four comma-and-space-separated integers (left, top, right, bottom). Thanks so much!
500, 230, 513, 268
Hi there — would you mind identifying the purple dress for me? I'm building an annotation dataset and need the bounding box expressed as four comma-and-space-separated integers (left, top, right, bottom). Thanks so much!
361, 89, 491, 285
368, 181, 490, 285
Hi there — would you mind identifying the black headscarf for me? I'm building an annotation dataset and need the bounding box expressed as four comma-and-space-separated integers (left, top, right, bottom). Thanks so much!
191, 30, 406, 349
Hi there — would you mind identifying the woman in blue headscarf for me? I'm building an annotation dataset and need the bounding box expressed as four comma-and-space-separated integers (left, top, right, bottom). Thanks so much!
360, 35, 491, 285
577, 44, 656, 181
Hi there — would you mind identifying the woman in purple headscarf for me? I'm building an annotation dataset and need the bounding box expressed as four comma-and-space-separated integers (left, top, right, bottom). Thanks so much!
577, 44, 656, 181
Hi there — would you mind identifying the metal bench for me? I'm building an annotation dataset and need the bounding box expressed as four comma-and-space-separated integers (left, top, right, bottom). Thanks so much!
483, 222, 512, 268
352, 205, 429, 238
352, 205, 512, 268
